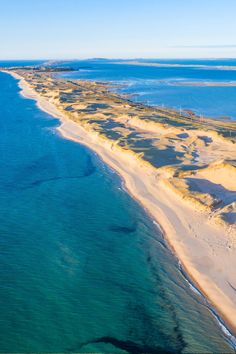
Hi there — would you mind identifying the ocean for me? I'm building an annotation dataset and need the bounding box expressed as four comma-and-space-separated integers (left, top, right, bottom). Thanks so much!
0, 60, 235, 353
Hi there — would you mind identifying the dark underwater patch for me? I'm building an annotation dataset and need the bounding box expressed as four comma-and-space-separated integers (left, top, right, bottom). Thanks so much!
83, 154, 96, 177
70, 336, 173, 354
109, 224, 137, 234
20, 171, 95, 190
4, 154, 96, 191
24, 154, 54, 173
3, 175, 86, 191
144, 251, 187, 353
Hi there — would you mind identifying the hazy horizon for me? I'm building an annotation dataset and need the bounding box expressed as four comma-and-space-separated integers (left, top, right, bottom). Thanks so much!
1, 57, 236, 62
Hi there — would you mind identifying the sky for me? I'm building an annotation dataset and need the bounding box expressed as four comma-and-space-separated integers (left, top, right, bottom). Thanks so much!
0, 0, 236, 59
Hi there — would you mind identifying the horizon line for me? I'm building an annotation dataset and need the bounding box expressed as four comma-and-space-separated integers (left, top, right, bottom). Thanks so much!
1, 56, 236, 61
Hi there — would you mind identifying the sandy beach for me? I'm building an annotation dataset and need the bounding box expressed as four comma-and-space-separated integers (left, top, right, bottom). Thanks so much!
5, 70, 236, 343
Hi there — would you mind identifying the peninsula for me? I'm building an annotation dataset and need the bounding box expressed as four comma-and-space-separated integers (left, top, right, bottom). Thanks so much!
2, 67, 236, 336
114, 60, 236, 71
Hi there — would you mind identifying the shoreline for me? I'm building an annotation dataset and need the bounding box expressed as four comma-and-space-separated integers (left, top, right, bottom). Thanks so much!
4, 70, 236, 346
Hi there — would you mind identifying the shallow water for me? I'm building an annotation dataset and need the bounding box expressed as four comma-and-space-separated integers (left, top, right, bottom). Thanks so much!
0, 63, 234, 353
60, 59, 236, 120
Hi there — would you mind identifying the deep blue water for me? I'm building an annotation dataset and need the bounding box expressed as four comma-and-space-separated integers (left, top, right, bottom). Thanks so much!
59, 59, 236, 120
0, 61, 235, 353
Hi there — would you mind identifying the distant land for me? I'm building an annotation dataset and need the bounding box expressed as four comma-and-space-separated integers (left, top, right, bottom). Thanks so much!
114, 60, 236, 70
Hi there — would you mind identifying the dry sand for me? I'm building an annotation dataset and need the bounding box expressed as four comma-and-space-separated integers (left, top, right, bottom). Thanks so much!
4, 70, 236, 343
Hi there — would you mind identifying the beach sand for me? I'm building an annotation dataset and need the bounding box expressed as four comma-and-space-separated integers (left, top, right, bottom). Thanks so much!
5, 70, 236, 342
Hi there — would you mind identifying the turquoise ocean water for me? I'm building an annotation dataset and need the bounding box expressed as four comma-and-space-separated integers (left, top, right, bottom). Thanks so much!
0, 61, 235, 353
